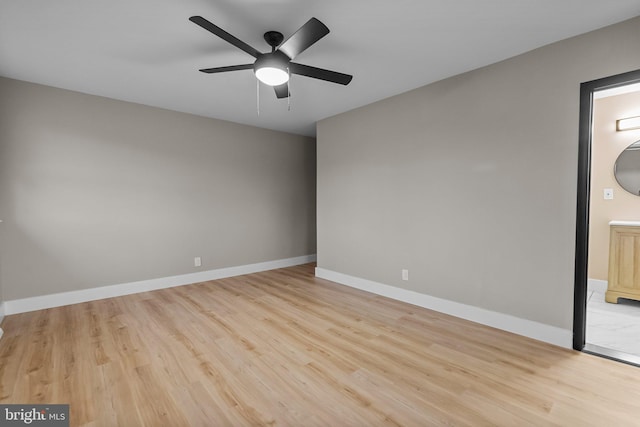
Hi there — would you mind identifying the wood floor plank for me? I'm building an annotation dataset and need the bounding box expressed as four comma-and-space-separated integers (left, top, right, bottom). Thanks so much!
1, 263, 639, 426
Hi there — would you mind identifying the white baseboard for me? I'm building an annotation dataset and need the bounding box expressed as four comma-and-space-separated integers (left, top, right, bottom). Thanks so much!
315, 267, 572, 349
3, 254, 317, 315
588, 278, 608, 294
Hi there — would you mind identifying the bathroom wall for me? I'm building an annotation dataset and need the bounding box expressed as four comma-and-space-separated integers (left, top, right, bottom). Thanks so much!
588, 91, 640, 281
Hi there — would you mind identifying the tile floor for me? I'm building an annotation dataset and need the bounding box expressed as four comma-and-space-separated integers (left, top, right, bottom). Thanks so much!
586, 289, 640, 357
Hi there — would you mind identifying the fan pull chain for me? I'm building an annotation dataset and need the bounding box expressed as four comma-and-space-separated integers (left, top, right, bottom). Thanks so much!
256, 79, 260, 116
287, 68, 291, 111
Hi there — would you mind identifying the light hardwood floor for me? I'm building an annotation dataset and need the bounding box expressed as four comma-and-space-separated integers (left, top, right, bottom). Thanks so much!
1, 263, 639, 426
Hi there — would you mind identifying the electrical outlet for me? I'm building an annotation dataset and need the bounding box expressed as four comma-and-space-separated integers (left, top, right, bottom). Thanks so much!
402, 269, 409, 281
194, 257, 202, 267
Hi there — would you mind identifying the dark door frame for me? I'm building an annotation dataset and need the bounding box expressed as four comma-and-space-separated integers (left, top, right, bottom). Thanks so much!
573, 68, 640, 353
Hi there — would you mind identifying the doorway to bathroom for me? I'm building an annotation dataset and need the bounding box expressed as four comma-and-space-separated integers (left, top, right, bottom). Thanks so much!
574, 69, 640, 366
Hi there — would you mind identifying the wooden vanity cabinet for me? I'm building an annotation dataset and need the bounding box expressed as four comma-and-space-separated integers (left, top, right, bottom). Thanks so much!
606, 222, 640, 303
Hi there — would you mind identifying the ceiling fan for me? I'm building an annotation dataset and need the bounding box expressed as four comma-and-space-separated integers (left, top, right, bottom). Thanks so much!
189, 16, 353, 99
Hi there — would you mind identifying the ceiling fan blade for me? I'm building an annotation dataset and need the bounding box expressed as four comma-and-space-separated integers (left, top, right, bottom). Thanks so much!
189, 16, 261, 58
274, 83, 290, 99
199, 64, 254, 74
278, 18, 329, 60
289, 63, 353, 85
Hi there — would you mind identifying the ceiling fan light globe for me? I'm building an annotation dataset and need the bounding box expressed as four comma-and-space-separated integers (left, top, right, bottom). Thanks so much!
255, 66, 289, 86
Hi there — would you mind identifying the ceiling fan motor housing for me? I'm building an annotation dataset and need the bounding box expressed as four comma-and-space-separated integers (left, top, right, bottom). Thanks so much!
254, 50, 290, 73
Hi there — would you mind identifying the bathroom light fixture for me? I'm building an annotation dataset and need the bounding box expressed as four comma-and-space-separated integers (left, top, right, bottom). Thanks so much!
253, 51, 290, 86
616, 115, 640, 131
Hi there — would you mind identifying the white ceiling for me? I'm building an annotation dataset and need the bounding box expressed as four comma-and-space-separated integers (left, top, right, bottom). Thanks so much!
1, 1, 640, 137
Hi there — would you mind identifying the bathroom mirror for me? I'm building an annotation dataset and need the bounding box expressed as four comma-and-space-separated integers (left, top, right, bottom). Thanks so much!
614, 140, 640, 196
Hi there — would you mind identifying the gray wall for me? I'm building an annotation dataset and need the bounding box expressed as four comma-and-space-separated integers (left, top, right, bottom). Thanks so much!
317, 16, 640, 330
0, 220, 3, 308
0, 77, 316, 301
